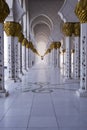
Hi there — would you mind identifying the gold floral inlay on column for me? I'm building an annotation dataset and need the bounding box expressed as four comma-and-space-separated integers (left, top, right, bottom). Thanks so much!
4, 22, 22, 37
75, 0, 87, 23
62, 22, 74, 36
0, 0, 10, 23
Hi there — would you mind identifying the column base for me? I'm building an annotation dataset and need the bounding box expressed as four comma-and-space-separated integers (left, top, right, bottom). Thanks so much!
0, 89, 9, 97
76, 89, 87, 97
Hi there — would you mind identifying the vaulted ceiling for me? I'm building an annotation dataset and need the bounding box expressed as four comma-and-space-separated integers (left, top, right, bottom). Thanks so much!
28, 0, 65, 47
6, 0, 79, 52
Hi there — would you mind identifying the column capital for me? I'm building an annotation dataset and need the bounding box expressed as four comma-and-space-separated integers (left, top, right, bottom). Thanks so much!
62, 49, 66, 53
26, 43, 30, 48
4, 22, 22, 37
50, 42, 61, 49
74, 23, 80, 36
62, 22, 74, 36
29, 41, 34, 50
71, 49, 75, 53
48, 49, 51, 53
50, 43, 54, 50
56, 42, 61, 49
18, 32, 24, 43
22, 38, 28, 46
75, 0, 87, 23
0, 0, 10, 23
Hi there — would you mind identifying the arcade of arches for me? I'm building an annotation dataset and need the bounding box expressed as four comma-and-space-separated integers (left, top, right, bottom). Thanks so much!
0, 0, 87, 130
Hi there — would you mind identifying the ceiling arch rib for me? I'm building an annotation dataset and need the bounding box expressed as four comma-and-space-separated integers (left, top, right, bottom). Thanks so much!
30, 14, 53, 46
34, 23, 50, 37
30, 14, 53, 32
31, 21, 51, 36
58, 0, 79, 22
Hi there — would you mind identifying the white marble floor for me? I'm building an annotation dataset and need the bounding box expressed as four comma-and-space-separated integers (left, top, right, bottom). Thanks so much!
0, 63, 87, 130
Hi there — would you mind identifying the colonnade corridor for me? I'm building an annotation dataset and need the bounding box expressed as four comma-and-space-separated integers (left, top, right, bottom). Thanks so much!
0, 61, 86, 130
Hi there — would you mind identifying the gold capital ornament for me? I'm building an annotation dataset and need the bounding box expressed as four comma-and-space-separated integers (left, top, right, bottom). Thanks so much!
28, 41, 34, 50
50, 42, 61, 50
4, 22, 22, 37
75, 0, 87, 23
62, 49, 66, 53
0, 0, 10, 23
22, 38, 28, 46
74, 23, 80, 36
62, 22, 74, 36
18, 33, 24, 43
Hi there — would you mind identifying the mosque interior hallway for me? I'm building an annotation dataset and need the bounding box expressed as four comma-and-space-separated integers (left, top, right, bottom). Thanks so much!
0, 62, 86, 130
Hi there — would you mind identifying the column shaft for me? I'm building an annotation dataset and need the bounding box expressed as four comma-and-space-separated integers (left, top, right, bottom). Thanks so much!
74, 37, 80, 79
65, 37, 71, 79
54, 49, 57, 67
19, 43, 23, 74
80, 24, 87, 91
0, 24, 5, 92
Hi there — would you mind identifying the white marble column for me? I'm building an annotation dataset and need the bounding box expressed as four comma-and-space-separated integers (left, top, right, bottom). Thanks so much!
75, 0, 87, 96
32, 51, 35, 66
18, 32, 24, 75
65, 37, 72, 79
28, 49, 30, 68
52, 49, 55, 67
79, 24, 87, 96
22, 0, 27, 71
28, 49, 32, 68
74, 37, 80, 79
22, 38, 28, 71
4, 22, 22, 82
48, 49, 51, 66
62, 49, 65, 65
0, 0, 10, 96
7, 37, 15, 79
62, 23, 73, 79
54, 49, 57, 67
57, 49, 60, 68
71, 49, 75, 77
0, 24, 6, 93
72, 23, 80, 79
14, 37, 22, 82
24, 46, 27, 70
20, 43, 23, 74
18, 42, 21, 75
22, 45, 27, 72
26, 45, 29, 70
